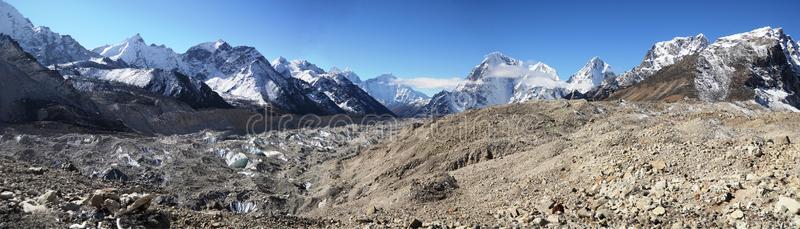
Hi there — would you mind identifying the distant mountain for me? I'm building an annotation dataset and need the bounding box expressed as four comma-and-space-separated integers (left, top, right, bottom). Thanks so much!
420, 52, 567, 116
55, 58, 231, 109
350, 74, 429, 117
271, 57, 394, 116
92, 34, 185, 71
91, 37, 344, 115
0, 0, 99, 65
608, 27, 800, 111
566, 57, 616, 94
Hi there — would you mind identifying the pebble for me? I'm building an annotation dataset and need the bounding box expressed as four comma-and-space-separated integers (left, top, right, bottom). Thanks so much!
37, 190, 58, 205
730, 210, 744, 219
27, 167, 47, 175
652, 206, 666, 216
409, 218, 423, 228
0, 191, 13, 200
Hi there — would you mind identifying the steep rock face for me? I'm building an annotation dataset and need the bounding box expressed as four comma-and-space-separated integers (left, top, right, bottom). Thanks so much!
56, 61, 231, 109
421, 52, 566, 116
610, 27, 800, 111
180, 41, 343, 115
272, 58, 393, 116
0, 0, 98, 65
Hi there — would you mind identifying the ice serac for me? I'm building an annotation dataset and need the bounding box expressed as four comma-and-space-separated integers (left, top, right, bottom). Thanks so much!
358, 74, 430, 117
566, 57, 615, 94
609, 27, 800, 111
181, 41, 343, 115
93, 34, 185, 71
420, 52, 566, 116
272, 58, 394, 116
0, 0, 99, 65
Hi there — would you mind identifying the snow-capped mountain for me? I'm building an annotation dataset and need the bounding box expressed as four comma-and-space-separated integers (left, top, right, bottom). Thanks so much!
55, 58, 231, 109
271, 57, 394, 115
92, 34, 186, 70
0, 0, 98, 65
694, 27, 800, 110
616, 34, 709, 87
608, 27, 800, 111
420, 52, 567, 116
566, 57, 615, 94
178, 40, 343, 115
357, 74, 430, 115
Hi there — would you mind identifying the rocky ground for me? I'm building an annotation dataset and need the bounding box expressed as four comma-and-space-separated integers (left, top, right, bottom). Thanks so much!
2, 100, 800, 228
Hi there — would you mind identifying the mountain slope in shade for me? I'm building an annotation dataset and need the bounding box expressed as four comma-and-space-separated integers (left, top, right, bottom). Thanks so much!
272, 58, 394, 116
0, 0, 99, 65
609, 27, 800, 111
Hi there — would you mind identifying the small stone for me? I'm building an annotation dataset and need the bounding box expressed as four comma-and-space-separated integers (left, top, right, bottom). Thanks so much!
61, 202, 81, 211
730, 210, 744, 219
650, 160, 667, 171
531, 217, 546, 226
652, 206, 666, 216
37, 190, 58, 205
86, 188, 119, 208
409, 219, 423, 228
365, 206, 378, 215
118, 194, 154, 215
546, 214, 561, 224
775, 196, 800, 214
506, 206, 520, 217
21, 201, 48, 213
0, 191, 13, 200
101, 168, 128, 181
27, 167, 47, 175
103, 199, 121, 212
577, 208, 593, 218
777, 136, 791, 145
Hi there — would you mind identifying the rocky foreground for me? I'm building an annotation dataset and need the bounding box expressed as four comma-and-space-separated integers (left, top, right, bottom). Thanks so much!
1, 100, 800, 228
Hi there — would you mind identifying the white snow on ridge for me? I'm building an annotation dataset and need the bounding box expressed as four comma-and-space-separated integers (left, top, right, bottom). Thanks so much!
616, 34, 709, 87
566, 57, 615, 94
93, 34, 186, 71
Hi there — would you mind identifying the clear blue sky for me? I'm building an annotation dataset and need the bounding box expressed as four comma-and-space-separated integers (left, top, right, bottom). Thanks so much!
7, 0, 800, 94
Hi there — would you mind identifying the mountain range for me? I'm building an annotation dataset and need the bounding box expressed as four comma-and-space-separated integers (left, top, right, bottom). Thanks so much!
0, 0, 799, 129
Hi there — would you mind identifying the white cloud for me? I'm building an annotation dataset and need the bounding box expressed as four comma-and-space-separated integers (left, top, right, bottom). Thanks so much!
392, 77, 464, 90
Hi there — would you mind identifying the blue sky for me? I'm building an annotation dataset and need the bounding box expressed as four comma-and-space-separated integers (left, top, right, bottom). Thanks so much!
7, 0, 800, 95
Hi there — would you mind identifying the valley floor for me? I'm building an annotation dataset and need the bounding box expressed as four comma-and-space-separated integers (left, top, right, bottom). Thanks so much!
1, 100, 800, 228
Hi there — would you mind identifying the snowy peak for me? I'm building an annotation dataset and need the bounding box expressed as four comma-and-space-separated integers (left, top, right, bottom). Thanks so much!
126, 33, 145, 43
0, 0, 33, 37
361, 73, 430, 110
616, 33, 709, 86
93, 34, 184, 70
567, 57, 615, 93
0, 0, 98, 65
